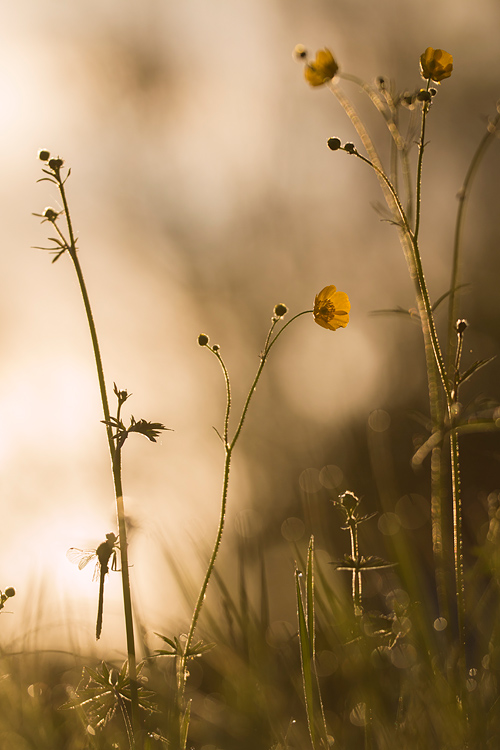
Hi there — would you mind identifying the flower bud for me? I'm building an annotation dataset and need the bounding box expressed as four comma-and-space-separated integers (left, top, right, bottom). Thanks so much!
274, 303, 288, 318
38, 149, 50, 162
339, 490, 359, 514
344, 142, 356, 154
456, 319, 468, 334
4, 587, 15, 598
401, 92, 416, 109
212, 344, 220, 353
293, 44, 307, 60
419, 47, 453, 83
48, 157, 64, 170
417, 89, 432, 102
43, 207, 58, 222
198, 334, 209, 347
327, 137, 341, 151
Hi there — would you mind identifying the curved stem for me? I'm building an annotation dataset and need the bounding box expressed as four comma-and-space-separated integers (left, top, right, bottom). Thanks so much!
231, 311, 311, 449
446, 109, 500, 372
181, 311, 311, 694
332, 86, 465, 661
414, 82, 431, 241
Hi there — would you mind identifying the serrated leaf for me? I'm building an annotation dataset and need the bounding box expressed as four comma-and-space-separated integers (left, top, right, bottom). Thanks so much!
128, 417, 170, 442
330, 554, 396, 571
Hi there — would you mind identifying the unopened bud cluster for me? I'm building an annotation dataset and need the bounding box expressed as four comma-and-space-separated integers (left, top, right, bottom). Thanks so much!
0, 586, 15, 610
327, 138, 356, 155
37, 149, 64, 171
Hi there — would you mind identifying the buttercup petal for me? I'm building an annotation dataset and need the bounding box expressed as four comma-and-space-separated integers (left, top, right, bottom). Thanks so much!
304, 49, 339, 87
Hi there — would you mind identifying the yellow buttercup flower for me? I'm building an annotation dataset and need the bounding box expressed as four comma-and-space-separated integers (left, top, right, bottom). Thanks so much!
419, 47, 453, 83
313, 285, 350, 331
304, 49, 339, 87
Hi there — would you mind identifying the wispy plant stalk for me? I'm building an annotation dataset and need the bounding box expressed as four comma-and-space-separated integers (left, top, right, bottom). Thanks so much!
328, 76, 466, 675
36, 157, 140, 741
176, 310, 310, 737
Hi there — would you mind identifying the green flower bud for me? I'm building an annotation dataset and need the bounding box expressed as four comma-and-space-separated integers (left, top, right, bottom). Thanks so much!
198, 333, 209, 346
344, 142, 356, 154
4, 587, 15, 598
38, 149, 50, 162
274, 303, 288, 318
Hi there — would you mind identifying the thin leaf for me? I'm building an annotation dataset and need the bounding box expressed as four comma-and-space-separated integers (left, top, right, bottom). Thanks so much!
154, 633, 178, 651
180, 700, 192, 750
432, 283, 470, 312
306, 537, 315, 656
458, 356, 496, 387
369, 306, 413, 317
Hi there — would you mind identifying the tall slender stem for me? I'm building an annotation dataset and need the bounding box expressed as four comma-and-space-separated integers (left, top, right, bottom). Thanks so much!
50, 164, 140, 737
330, 81, 466, 667
180, 311, 310, 695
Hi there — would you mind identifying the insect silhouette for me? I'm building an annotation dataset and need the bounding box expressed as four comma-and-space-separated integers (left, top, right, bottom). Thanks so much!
66, 532, 119, 640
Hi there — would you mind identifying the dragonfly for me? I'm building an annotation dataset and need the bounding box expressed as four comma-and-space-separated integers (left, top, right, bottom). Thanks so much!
66, 532, 119, 640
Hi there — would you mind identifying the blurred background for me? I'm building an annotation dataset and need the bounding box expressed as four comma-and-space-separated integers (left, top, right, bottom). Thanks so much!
0, 0, 499, 658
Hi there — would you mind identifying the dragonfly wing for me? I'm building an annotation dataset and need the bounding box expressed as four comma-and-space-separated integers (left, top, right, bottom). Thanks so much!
66, 548, 96, 570
92, 560, 102, 583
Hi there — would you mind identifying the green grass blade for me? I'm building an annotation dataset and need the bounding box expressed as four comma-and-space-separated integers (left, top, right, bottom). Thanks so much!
306, 537, 315, 655
296, 565, 316, 749
180, 700, 191, 750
